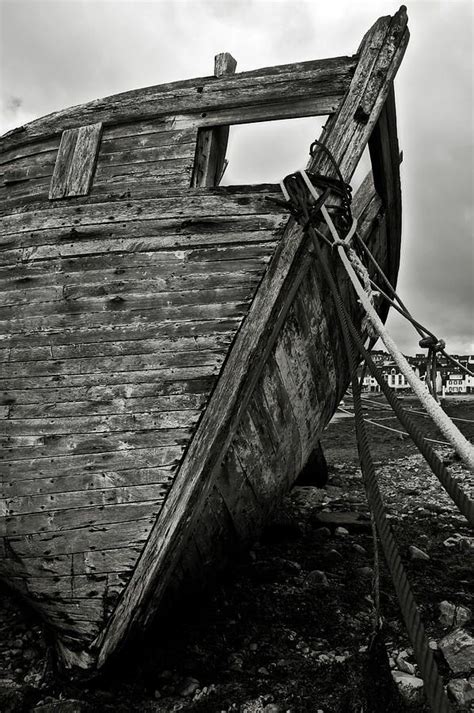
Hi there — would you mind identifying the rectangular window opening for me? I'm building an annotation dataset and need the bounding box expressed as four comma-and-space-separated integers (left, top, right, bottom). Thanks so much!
220, 116, 328, 187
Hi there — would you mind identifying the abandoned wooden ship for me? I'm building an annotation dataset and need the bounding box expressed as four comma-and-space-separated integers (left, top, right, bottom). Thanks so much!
0, 8, 408, 671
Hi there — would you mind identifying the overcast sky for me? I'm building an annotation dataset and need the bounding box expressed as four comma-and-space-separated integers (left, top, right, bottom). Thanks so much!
0, 0, 472, 356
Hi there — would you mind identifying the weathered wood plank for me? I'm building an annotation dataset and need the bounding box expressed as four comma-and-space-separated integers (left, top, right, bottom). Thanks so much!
99, 128, 195, 151
97, 144, 195, 166
6, 466, 175, 498
0, 188, 283, 236
0, 302, 250, 336
6, 482, 170, 517
0, 364, 218, 391
2, 334, 230, 361
1, 374, 214, 404
6, 517, 157, 557
49, 123, 102, 199
3, 427, 192, 460
0, 348, 225, 378
6, 393, 206, 420
0, 271, 264, 310
4, 409, 201, 436
0, 137, 61, 166
0, 214, 283, 253
1, 55, 356, 151
3, 445, 182, 480
48, 129, 78, 199
67, 123, 103, 195
0, 253, 270, 293
0, 275, 260, 310
5, 500, 164, 537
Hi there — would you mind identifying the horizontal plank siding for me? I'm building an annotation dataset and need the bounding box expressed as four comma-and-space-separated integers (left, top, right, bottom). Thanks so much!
0, 179, 284, 664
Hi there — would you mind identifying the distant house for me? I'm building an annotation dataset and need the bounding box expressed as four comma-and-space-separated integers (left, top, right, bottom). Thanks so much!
361, 361, 420, 393
443, 369, 474, 395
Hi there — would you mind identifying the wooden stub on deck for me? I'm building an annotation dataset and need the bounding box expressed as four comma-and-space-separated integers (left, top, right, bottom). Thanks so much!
191, 53, 237, 188
49, 122, 102, 199
214, 53, 237, 77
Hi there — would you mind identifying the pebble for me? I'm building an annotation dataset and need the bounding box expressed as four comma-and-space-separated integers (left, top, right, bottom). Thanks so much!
178, 676, 200, 697
395, 654, 415, 674
314, 526, 331, 539
335, 526, 349, 537
391, 671, 424, 704
227, 653, 244, 671
356, 566, 373, 579
439, 628, 474, 674
442, 534, 474, 552
439, 600, 472, 628
306, 570, 329, 588
352, 543, 367, 555
326, 548, 343, 563
408, 545, 430, 561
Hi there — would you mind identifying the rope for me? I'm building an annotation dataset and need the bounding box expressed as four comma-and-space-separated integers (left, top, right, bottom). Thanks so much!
352, 395, 474, 425
282, 169, 474, 522
338, 406, 452, 446
303, 206, 452, 713
300, 172, 474, 471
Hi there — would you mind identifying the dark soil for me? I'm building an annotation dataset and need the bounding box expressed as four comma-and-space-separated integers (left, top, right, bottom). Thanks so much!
1, 395, 473, 713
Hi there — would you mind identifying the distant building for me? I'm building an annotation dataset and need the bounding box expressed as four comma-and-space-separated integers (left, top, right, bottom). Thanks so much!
360, 350, 474, 395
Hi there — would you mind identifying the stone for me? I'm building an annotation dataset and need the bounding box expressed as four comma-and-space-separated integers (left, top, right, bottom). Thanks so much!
357, 566, 373, 579
439, 629, 474, 674
352, 543, 367, 555
408, 545, 430, 561
313, 511, 370, 532
313, 526, 331, 539
439, 600, 472, 628
443, 534, 474, 552
326, 548, 343, 563
447, 676, 474, 707
395, 654, 415, 675
391, 671, 424, 704
228, 653, 244, 671
306, 570, 329, 588
335, 526, 349, 537
179, 676, 200, 697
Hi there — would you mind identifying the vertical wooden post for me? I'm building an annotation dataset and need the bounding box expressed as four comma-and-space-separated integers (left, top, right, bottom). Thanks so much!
191, 53, 237, 187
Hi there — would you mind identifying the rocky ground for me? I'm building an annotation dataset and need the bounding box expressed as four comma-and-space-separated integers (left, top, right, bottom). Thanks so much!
1, 395, 473, 713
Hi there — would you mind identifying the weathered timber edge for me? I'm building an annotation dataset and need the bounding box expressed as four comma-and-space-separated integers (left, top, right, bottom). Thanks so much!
0, 55, 357, 153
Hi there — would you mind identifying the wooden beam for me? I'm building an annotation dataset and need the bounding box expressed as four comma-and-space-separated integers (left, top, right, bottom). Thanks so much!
96, 7, 408, 669
191, 53, 237, 187
1, 55, 357, 152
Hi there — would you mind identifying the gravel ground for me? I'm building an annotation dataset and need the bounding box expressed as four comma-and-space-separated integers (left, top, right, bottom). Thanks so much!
1, 395, 473, 713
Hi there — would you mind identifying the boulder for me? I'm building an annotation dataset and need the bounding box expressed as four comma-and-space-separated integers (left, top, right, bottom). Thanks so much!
439, 600, 472, 628
408, 545, 430, 561
447, 676, 474, 708
439, 629, 474, 674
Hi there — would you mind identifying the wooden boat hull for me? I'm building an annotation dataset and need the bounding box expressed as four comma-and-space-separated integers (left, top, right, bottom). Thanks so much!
0, 8, 408, 671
